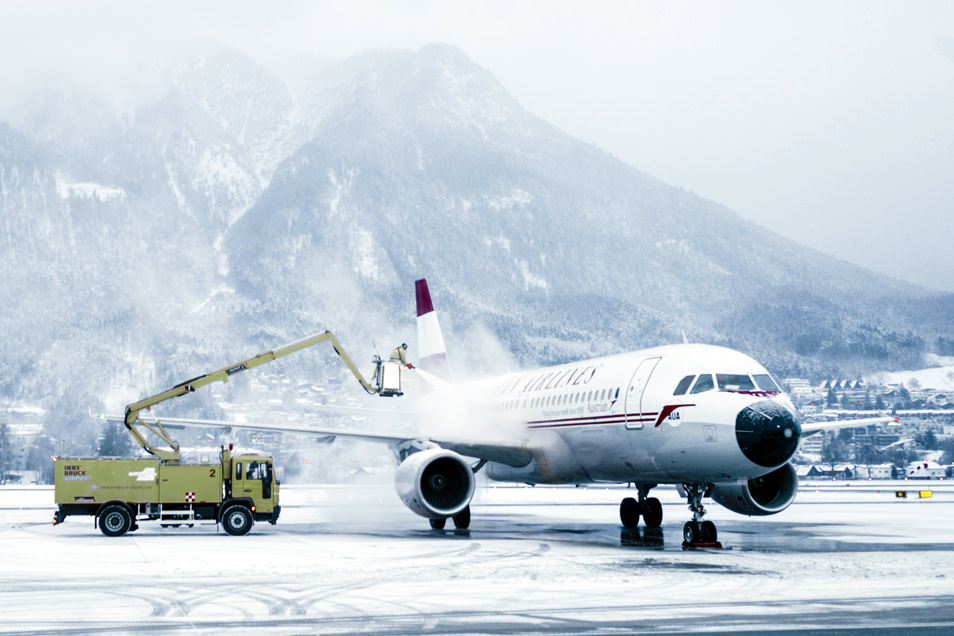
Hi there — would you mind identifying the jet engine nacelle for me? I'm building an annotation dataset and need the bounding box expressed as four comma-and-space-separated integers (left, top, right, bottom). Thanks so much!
394, 448, 475, 519
709, 463, 798, 516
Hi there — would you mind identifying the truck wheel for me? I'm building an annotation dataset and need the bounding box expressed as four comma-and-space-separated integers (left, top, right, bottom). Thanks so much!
99, 505, 132, 537
221, 505, 253, 536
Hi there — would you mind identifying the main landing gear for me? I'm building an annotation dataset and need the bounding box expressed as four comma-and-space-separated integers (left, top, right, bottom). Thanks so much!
681, 483, 721, 549
428, 505, 471, 531
619, 484, 663, 530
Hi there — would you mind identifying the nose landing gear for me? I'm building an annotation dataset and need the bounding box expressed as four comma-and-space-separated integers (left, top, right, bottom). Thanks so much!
682, 483, 722, 549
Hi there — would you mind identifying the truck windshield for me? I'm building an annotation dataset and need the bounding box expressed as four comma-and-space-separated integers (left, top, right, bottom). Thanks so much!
246, 462, 269, 480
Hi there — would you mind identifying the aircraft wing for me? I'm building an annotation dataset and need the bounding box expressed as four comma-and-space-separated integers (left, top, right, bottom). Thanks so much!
99, 414, 533, 467
100, 413, 414, 445
428, 438, 532, 468
800, 415, 897, 436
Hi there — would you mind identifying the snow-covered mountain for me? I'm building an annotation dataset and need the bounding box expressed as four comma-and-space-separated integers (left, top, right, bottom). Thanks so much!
1, 44, 952, 442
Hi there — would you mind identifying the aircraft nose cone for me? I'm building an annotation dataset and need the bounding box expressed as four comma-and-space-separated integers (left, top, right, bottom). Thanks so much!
735, 400, 801, 468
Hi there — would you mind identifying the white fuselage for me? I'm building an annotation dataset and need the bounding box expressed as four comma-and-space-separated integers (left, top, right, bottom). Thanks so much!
434, 343, 799, 487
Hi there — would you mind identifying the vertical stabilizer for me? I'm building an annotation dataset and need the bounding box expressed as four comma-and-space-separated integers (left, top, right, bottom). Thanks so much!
415, 278, 453, 380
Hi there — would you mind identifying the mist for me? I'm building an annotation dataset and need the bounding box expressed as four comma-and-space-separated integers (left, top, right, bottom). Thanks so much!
3, 2, 952, 290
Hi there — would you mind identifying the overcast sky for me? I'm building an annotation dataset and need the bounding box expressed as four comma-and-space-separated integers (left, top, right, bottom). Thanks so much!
3, 1, 953, 292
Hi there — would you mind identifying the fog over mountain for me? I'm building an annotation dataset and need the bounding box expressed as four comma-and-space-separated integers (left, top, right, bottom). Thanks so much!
2, 44, 952, 439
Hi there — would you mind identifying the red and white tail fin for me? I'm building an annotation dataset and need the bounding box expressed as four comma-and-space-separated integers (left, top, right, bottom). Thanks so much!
415, 278, 453, 381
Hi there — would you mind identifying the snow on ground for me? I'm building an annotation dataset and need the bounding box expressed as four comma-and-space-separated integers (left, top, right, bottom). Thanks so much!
1, 482, 953, 635
874, 364, 954, 391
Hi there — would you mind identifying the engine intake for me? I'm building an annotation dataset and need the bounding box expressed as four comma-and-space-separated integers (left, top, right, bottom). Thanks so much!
710, 463, 798, 516
394, 448, 475, 519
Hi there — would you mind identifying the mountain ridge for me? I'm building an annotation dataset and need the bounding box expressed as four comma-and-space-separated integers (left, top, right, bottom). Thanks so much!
0, 43, 950, 441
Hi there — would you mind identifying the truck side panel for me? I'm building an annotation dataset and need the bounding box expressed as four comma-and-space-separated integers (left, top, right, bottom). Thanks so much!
158, 465, 223, 504
55, 458, 160, 504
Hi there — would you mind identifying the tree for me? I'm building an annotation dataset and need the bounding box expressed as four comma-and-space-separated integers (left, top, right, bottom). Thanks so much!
97, 423, 134, 457
886, 447, 918, 474
0, 422, 9, 483
827, 386, 838, 408
856, 442, 879, 472
822, 434, 848, 474
25, 435, 56, 484
940, 439, 954, 465
921, 430, 939, 450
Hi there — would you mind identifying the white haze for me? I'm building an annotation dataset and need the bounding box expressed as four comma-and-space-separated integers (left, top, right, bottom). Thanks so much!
1, 1, 952, 291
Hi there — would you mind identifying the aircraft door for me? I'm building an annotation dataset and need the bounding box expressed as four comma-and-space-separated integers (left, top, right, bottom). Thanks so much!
624, 357, 661, 429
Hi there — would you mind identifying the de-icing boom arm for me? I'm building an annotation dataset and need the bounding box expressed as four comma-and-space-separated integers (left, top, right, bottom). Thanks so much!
123, 330, 409, 463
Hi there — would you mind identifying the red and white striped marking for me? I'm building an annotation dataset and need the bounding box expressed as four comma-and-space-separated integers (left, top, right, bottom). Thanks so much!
415, 278, 452, 380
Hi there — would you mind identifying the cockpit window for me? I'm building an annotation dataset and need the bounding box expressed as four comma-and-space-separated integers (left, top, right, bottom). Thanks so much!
673, 375, 695, 396
753, 374, 781, 392
690, 374, 714, 394
717, 374, 756, 392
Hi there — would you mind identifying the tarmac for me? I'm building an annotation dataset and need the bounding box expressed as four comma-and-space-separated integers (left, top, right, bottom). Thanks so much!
1, 480, 953, 635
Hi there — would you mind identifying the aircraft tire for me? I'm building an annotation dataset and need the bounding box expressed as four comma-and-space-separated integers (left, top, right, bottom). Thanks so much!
643, 498, 663, 527
683, 521, 699, 544
453, 506, 471, 530
701, 520, 717, 542
620, 497, 640, 529
430, 518, 447, 530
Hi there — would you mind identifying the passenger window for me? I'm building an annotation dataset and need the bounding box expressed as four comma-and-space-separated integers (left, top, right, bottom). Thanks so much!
673, 375, 695, 396
717, 374, 756, 392
753, 374, 780, 392
690, 374, 714, 394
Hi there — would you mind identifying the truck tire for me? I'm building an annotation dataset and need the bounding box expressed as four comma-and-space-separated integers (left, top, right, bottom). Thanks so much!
221, 505, 253, 536
99, 505, 132, 537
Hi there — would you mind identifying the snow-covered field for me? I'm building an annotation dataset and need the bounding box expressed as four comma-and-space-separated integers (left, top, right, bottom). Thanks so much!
2, 482, 954, 635
876, 363, 954, 391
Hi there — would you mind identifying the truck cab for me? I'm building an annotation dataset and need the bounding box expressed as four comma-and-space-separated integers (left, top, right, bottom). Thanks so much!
228, 452, 280, 520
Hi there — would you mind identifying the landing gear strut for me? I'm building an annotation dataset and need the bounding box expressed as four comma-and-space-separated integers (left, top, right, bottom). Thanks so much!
681, 483, 721, 549
619, 484, 662, 529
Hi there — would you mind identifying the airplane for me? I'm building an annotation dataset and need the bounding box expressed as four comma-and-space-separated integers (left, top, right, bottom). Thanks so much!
123, 278, 893, 546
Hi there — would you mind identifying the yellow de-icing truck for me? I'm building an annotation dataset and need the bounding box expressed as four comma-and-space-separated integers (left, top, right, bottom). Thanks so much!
53, 330, 407, 536
53, 448, 279, 536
